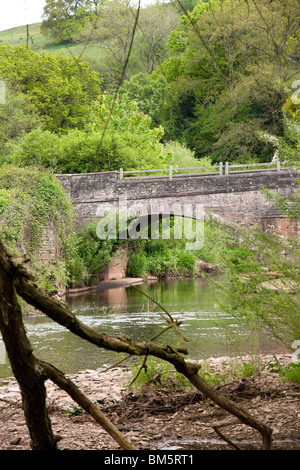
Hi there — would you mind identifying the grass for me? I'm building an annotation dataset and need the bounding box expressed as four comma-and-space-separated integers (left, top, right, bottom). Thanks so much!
0, 22, 107, 66
125, 355, 263, 392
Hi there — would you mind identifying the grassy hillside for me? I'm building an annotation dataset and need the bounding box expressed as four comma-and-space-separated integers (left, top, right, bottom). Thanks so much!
0, 22, 106, 67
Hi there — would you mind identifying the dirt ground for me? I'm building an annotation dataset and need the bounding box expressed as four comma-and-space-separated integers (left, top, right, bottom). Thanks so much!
0, 353, 299, 452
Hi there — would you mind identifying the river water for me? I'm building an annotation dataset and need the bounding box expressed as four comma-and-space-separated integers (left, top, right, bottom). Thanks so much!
0, 278, 287, 379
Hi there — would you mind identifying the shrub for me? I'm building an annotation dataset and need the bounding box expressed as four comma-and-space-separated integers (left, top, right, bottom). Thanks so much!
126, 252, 148, 277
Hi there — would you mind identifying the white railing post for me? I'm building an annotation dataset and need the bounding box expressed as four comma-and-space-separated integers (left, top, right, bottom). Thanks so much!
277, 160, 281, 173
169, 164, 173, 181
219, 162, 223, 176
120, 168, 123, 180
225, 162, 229, 176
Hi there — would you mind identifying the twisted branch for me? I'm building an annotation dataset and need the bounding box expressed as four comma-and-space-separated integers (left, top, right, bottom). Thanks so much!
0, 241, 273, 450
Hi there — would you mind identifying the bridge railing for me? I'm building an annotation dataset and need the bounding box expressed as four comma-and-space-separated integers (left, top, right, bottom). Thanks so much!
119, 160, 300, 180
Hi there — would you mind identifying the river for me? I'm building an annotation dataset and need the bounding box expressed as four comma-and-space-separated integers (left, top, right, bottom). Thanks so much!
0, 278, 287, 379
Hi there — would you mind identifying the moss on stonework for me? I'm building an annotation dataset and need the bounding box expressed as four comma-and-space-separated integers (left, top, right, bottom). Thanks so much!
0, 165, 79, 294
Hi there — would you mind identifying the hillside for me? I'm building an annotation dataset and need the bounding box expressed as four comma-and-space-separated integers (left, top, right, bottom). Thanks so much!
0, 22, 106, 66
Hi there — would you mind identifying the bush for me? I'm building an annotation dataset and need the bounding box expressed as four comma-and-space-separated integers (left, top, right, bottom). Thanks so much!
126, 252, 148, 277
8, 127, 166, 174
126, 356, 194, 391
76, 220, 123, 285
174, 248, 195, 276
162, 140, 212, 171
268, 356, 300, 384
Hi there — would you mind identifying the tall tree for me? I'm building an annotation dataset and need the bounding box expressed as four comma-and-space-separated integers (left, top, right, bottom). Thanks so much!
0, 45, 101, 133
41, 0, 100, 43
157, 0, 300, 161
134, 2, 180, 75
82, 0, 137, 89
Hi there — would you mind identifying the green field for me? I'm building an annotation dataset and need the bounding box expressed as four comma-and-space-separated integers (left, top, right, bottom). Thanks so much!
0, 22, 106, 67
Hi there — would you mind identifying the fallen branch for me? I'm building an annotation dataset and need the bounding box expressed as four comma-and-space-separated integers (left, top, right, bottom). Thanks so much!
0, 241, 273, 450
0, 241, 137, 451
213, 426, 242, 451
40, 361, 137, 450
204, 418, 242, 450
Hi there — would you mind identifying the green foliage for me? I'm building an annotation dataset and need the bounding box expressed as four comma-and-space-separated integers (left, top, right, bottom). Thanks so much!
192, 218, 235, 268
126, 228, 197, 278
215, 226, 300, 350
162, 140, 212, 171
8, 125, 166, 174
86, 92, 164, 151
126, 252, 148, 278
75, 220, 124, 285
120, 73, 178, 139
155, 0, 300, 161
65, 406, 83, 417
258, 100, 300, 221
127, 355, 263, 393
0, 166, 78, 292
127, 356, 194, 391
41, 0, 97, 43
0, 45, 101, 133
259, 105, 300, 163
0, 87, 42, 157
146, 246, 195, 278
267, 356, 300, 384
8, 91, 167, 173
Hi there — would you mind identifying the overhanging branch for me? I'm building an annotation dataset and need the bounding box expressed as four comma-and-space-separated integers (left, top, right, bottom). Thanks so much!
0, 240, 273, 450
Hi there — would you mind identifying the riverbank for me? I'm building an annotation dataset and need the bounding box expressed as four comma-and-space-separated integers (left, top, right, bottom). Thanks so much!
66, 277, 147, 295
65, 257, 218, 296
0, 353, 299, 450
65, 258, 218, 297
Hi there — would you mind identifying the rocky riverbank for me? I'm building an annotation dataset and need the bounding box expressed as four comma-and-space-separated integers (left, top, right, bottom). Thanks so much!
0, 353, 299, 451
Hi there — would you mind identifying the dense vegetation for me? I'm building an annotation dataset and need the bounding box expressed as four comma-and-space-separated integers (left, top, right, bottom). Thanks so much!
0, 166, 78, 293
0, 0, 299, 167
0, 1, 299, 358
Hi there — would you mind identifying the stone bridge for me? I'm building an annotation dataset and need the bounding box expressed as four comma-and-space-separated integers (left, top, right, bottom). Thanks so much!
57, 167, 300, 238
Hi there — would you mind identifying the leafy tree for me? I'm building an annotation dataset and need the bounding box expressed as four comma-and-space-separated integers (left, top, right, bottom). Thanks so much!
259, 91, 300, 163
81, 0, 137, 89
0, 45, 101, 133
41, 0, 99, 43
86, 91, 164, 147
156, 0, 300, 161
0, 87, 42, 160
120, 72, 180, 140
134, 2, 180, 75
80, 0, 180, 89
8, 93, 166, 172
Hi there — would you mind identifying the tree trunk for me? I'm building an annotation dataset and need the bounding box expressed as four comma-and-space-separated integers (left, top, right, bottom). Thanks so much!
0, 250, 57, 450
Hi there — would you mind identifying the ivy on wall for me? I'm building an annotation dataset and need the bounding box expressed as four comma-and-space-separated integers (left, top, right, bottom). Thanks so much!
0, 166, 79, 293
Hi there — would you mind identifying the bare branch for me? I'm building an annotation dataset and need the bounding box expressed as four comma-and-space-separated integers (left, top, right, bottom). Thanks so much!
40, 361, 138, 450
0, 240, 273, 449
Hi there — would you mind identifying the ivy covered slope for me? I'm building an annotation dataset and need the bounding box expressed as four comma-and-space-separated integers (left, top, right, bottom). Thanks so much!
0, 166, 79, 294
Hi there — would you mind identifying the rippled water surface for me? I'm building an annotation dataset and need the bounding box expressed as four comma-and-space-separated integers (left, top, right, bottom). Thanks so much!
0, 278, 286, 378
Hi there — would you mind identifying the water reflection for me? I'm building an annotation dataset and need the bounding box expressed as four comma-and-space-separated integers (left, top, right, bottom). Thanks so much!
0, 278, 287, 379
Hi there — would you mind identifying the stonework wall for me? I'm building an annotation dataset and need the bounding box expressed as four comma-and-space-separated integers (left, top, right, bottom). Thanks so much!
56, 169, 299, 237
35, 218, 59, 263
99, 247, 128, 281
